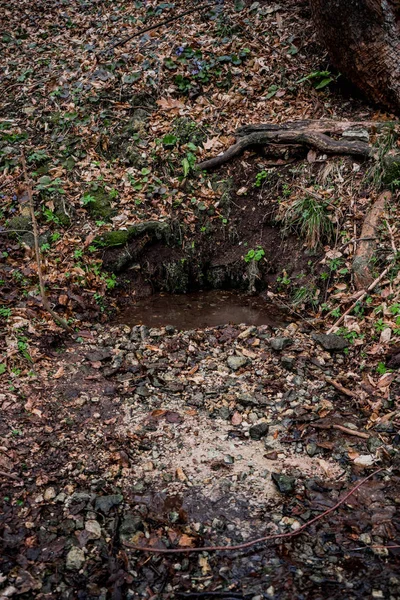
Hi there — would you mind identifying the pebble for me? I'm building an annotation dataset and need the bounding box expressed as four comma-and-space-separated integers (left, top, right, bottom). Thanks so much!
312, 333, 349, 351
44, 487, 56, 501
227, 355, 248, 370
85, 520, 101, 539
66, 547, 85, 571
271, 472, 296, 494
270, 337, 292, 351
249, 422, 269, 440
94, 494, 123, 514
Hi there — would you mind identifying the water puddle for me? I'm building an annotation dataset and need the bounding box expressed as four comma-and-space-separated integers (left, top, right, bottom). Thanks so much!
114, 290, 288, 329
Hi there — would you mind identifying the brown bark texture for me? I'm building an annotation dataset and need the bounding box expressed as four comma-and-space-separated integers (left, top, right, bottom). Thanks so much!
309, 0, 400, 112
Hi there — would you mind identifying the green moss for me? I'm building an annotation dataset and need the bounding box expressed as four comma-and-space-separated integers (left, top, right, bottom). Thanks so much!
172, 118, 206, 146
86, 186, 116, 221
97, 229, 130, 248
7, 215, 34, 245
382, 154, 400, 185
95, 220, 171, 249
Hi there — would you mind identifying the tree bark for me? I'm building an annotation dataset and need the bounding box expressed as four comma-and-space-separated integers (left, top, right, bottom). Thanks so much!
309, 0, 400, 113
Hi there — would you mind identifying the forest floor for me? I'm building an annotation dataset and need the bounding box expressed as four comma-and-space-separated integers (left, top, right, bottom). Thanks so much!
1, 0, 400, 598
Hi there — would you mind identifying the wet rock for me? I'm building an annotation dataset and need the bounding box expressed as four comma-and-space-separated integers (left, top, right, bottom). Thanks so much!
312, 333, 349, 351
249, 422, 269, 440
165, 325, 175, 334
227, 355, 248, 371
66, 547, 85, 570
270, 337, 292, 351
119, 515, 144, 541
94, 494, 123, 514
354, 454, 374, 467
271, 472, 296, 494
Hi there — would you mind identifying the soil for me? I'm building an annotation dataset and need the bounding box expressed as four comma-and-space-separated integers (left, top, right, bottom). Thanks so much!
1, 0, 400, 598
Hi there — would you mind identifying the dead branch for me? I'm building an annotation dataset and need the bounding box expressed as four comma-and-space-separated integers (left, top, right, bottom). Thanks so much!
324, 376, 359, 399
0, 470, 21, 482
21, 153, 73, 333
123, 469, 383, 554
327, 264, 392, 333
235, 120, 398, 137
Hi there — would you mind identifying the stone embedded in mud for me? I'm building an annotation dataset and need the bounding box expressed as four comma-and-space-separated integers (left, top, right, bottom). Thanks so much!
249, 422, 269, 440
66, 547, 85, 571
270, 337, 293, 351
227, 355, 248, 371
271, 472, 296, 494
281, 355, 295, 370
85, 520, 101, 540
311, 333, 349, 351
94, 494, 123, 514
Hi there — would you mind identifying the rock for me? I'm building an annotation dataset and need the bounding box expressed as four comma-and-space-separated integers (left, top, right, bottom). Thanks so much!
249, 422, 269, 440
66, 547, 85, 571
281, 355, 295, 370
44, 487, 56, 501
270, 337, 292, 351
354, 455, 374, 467
95, 494, 123, 514
85, 520, 101, 539
271, 472, 296, 494
306, 442, 318, 457
367, 437, 383, 453
119, 515, 144, 541
312, 333, 349, 351
165, 325, 175, 334
227, 355, 248, 371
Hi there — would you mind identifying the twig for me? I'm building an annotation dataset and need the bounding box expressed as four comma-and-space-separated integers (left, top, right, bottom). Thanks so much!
0, 470, 21, 482
327, 265, 392, 333
101, 2, 217, 55
324, 376, 359, 399
312, 422, 369, 439
21, 153, 73, 332
123, 469, 383, 554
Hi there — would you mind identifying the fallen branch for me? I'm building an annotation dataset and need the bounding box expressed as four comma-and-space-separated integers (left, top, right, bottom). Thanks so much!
21, 153, 73, 332
324, 376, 359, 399
312, 422, 369, 439
0, 470, 21, 482
123, 468, 383, 554
101, 2, 217, 54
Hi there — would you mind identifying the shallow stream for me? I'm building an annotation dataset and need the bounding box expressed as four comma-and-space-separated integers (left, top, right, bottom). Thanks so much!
114, 290, 288, 329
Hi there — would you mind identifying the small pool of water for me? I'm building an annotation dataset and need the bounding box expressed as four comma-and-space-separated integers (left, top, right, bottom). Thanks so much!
114, 290, 288, 329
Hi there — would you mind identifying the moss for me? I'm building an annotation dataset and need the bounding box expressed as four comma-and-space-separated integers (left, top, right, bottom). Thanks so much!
382, 154, 400, 185
96, 220, 171, 249
7, 215, 33, 245
164, 261, 189, 293
98, 229, 130, 248
86, 186, 116, 221
172, 118, 206, 146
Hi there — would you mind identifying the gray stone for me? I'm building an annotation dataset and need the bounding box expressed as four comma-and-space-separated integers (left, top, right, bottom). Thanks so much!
271, 472, 296, 494
249, 422, 269, 440
95, 494, 123, 514
281, 355, 295, 370
306, 442, 318, 457
312, 333, 349, 351
66, 547, 85, 571
119, 514, 144, 541
270, 337, 292, 352
227, 355, 248, 371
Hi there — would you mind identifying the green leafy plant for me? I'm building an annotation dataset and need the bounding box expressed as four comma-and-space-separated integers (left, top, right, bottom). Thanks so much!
254, 170, 268, 187
81, 193, 96, 206
244, 246, 265, 263
0, 306, 11, 320
296, 69, 339, 89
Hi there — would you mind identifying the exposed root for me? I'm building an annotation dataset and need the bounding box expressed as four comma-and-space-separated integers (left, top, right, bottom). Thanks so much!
196, 120, 387, 170
353, 191, 390, 290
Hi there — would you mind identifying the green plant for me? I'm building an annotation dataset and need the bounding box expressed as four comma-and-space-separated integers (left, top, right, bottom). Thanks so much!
36, 176, 65, 195
376, 362, 387, 375
292, 285, 319, 308
81, 193, 96, 206
244, 246, 265, 263
277, 271, 291, 286
282, 196, 334, 249
374, 318, 386, 333
0, 306, 11, 320
0, 364, 6, 375
296, 69, 339, 89
254, 170, 268, 187
17, 336, 32, 362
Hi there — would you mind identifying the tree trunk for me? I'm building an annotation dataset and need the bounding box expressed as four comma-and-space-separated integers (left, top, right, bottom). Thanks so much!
309, 0, 400, 113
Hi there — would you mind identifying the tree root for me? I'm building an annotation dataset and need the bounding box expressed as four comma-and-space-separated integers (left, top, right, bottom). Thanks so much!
353, 191, 390, 290
196, 119, 398, 170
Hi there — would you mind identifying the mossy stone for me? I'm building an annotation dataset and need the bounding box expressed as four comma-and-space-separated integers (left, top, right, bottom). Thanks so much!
7, 215, 34, 245
172, 118, 206, 146
98, 229, 130, 248
164, 261, 189, 293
